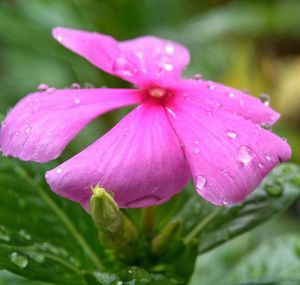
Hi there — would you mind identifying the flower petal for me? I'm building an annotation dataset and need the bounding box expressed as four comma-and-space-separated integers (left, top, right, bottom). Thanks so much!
45, 103, 190, 209
166, 96, 291, 205
173, 79, 279, 125
53, 27, 190, 87
0, 88, 141, 163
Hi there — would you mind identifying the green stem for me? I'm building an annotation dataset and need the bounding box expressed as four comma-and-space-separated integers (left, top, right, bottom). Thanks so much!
143, 206, 156, 235
21, 168, 104, 270
183, 207, 222, 244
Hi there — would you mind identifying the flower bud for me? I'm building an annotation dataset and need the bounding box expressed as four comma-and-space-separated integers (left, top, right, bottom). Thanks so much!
90, 186, 124, 234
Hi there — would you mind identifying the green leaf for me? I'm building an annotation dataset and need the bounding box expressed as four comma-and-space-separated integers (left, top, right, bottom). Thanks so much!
175, 163, 300, 253
0, 157, 104, 284
225, 234, 300, 285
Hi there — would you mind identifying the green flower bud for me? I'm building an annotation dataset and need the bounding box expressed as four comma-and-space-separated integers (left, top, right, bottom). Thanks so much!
90, 186, 124, 234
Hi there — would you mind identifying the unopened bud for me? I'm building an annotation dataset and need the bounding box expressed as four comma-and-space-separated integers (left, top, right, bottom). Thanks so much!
90, 186, 123, 234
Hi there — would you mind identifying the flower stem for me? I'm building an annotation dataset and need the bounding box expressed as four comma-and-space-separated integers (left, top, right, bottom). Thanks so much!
183, 207, 222, 244
143, 206, 156, 235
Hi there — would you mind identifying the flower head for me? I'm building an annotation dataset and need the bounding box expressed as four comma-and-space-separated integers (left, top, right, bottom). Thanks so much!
0, 27, 291, 209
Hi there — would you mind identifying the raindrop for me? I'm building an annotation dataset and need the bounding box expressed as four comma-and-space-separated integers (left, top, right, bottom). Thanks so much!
258, 162, 264, 169
261, 122, 271, 130
238, 145, 253, 164
228, 92, 235, 98
24, 126, 31, 134
70, 83, 81, 89
37, 83, 49, 92
9, 252, 29, 269
112, 57, 137, 78
195, 140, 199, 145
195, 175, 206, 193
259, 93, 270, 106
222, 199, 228, 206
57, 35, 63, 42
163, 63, 173, 71
264, 182, 283, 197
207, 82, 215, 90
165, 44, 174, 54
226, 129, 237, 139
56, 167, 63, 174
194, 147, 200, 154
19, 229, 31, 241
265, 153, 272, 161
28, 252, 45, 264
73, 97, 81, 104
0, 225, 10, 242
46, 87, 56, 94
194, 73, 202, 80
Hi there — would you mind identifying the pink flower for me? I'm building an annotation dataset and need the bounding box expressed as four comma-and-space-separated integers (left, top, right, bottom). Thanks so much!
0, 27, 291, 209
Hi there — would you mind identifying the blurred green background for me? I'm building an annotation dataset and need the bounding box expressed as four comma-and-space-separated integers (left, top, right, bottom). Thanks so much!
0, 0, 300, 284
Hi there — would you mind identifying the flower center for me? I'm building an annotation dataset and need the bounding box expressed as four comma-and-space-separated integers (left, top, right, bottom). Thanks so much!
148, 87, 167, 98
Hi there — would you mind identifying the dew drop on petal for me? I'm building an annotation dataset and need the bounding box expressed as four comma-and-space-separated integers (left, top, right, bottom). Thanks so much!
46, 87, 56, 94
9, 252, 28, 269
37, 83, 49, 92
165, 44, 174, 54
56, 167, 63, 174
163, 63, 173, 71
194, 147, 200, 154
258, 162, 264, 169
57, 35, 63, 43
70, 83, 81, 89
265, 153, 272, 161
195, 140, 199, 145
195, 175, 207, 193
24, 126, 31, 134
227, 129, 237, 139
238, 145, 253, 164
194, 73, 202, 80
228, 92, 235, 98
112, 57, 137, 78
73, 97, 81, 104
261, 122, 271, 130
259, 93, 270, 106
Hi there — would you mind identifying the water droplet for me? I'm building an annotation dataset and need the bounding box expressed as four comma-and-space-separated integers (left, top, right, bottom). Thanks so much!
56, 167, 63, 174
195, 140, 199, 145
48, 131, 52, 136
226, 129, 237, 139
83, 82, 94, 88
9, 252, 28, 269
19, 229, 31, 241
207, 82, 215, 90
261, 122, 271, 130
195, 175, 206, 192
73, 97, 81, 104
70, 83, 81, 89
194, 73, 202, 80
28, 252, 45, 264
166, 107, 177, 118
24, 126, 31, 134
258, 162, 264, 169
165, 44, 174, 54
194, 147, 200, 154
228, 92, 235, 98
37, 83, 49, 92
163, 63, 173, 71
259, 93, 270, 106
265, 153, 272, 161
46, 87, 56, 94
238, 145, 253, 164
57, 35, 63, 42
135, 51, 143, 59
222, 199, 228, 205
112, 57, 137, 78
125, 195, 160, 207
264, 182, 283, 197
0, 225, 10, 242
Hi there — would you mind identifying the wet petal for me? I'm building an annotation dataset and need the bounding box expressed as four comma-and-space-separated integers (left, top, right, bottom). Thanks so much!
46, 103, 190, 209
53, 27, 190, 87
0, 88, 141, 162
173, 79, 280, 125
166, 97, 291, 205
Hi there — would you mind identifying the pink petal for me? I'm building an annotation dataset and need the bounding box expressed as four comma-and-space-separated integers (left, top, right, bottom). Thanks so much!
52, 27, 190, 87
166, 96, 291, 206
0, 88, 141, 163
45, 103, 190, 209
172, 79, 279, 125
